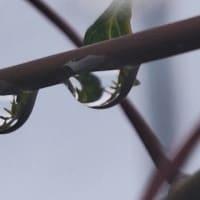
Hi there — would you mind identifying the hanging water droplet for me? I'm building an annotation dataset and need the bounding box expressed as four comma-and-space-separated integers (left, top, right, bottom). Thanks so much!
0, 91, 37, 134
65, 65, 139, 108
0, 95, 18, 128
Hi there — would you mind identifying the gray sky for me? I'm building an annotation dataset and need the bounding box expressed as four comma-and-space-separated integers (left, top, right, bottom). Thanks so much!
0, 1, 200, 199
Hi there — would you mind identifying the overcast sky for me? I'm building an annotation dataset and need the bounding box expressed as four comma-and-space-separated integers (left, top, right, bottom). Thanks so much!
0, 1, 200, 200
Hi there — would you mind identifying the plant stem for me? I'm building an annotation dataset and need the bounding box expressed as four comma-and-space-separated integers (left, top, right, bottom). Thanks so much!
142, 123, 200, 200
120, 99, 174, 181
27, 0, 82, 47
0, 16, 199, 91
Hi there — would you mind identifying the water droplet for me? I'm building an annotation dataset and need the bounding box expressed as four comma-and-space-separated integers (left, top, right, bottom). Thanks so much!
65, 65, 139, 108
0, 95, 18, 128
0, 91, 37, 134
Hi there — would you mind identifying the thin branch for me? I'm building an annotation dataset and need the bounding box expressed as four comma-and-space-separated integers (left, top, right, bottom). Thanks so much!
142, 122, 200, 200
120, 99, 175, 182
26, 0, 82, 47
0, 16, 199, 92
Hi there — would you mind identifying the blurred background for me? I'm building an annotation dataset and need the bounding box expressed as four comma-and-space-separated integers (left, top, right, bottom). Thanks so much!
0, 0, 199, 199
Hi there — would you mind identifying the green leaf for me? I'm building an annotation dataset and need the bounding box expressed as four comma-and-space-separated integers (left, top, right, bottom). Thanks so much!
84, 0, 133, 44
85, 0, 140, 108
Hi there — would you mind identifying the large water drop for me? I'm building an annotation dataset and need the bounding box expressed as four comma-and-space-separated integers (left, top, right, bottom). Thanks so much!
65, 65, 139, 108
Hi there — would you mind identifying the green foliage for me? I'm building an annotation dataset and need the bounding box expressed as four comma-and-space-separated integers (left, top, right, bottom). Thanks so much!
66, 0, 140, 108
84, 0, 132, 44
